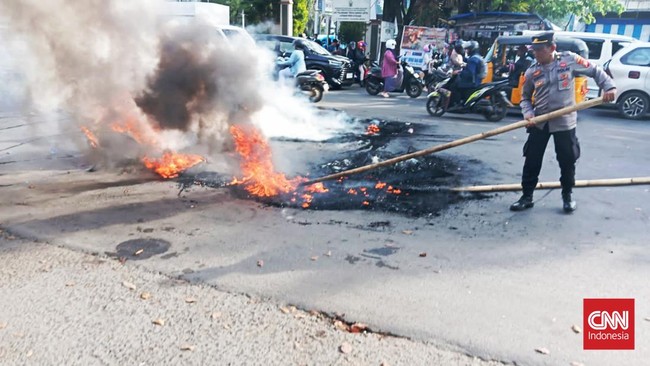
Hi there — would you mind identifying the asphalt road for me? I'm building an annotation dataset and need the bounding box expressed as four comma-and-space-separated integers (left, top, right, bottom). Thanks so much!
2, 85, 649, 366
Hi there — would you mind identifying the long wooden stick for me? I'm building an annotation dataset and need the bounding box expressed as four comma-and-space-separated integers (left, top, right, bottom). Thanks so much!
452, 177, 650, 192
303, 97, 604, 185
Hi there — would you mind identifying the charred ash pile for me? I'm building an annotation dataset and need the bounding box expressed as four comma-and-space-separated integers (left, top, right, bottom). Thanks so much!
179, 119, 465, 216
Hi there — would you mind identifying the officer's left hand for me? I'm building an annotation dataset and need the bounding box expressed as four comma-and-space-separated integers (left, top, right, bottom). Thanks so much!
602, 88, 617, 103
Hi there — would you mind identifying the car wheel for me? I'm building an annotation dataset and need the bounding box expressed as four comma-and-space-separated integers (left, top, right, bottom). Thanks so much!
618, 91, 649, 120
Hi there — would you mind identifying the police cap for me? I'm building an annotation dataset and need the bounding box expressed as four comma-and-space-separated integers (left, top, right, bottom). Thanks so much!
531, 31, 555, 48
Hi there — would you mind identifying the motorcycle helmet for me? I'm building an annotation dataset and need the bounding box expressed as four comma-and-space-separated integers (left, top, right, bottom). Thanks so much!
357, 41, 366, 51
463, 40, 480, 53
385, 39, 396, 50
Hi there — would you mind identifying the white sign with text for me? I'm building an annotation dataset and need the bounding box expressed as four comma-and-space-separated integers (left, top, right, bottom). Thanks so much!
331, 0, 370, 22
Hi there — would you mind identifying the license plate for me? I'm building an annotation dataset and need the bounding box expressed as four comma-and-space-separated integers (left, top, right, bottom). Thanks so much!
346, 73, 354, 79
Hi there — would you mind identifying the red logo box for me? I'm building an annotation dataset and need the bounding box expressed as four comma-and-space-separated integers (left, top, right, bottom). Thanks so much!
583, 298, 634, 350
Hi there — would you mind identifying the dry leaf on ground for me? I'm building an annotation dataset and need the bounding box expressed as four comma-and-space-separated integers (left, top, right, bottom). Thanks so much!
180, 344, 195, 351
256, 260, 264, 267
310, 256, 318, 261
325, 250, 332, 257
0, 322, 7, 330
402, 230, 413, 235
140, 292, 151, 300
185, 297, 197, 304
350, 323, 368, 333
279, 307, 291, 314
152, 318, 165, 326
534, 347, 550, 355
65, 281, 75, 287
418, 252, 427, 257
211, 312, 222, 319
571, 324, 582, 334
122, 281, 136, 290
334, 320, 349, 332
339, 342, 352, 354
134, 249, 144, 256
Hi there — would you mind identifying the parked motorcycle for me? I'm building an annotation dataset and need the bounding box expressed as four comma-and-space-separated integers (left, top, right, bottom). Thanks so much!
365, 60, 423, 98
426, 78, 513, 122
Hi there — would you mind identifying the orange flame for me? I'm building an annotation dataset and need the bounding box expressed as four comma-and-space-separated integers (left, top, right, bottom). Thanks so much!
229, 125, 302, 197
80, 126, 99, 148
111, 118, 158, 146
142, 151, 204, 179
366, 124, 380, 135
305, 182, 329, 193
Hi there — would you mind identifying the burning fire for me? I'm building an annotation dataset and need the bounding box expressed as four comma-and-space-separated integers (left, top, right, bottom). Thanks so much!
366, 124, 380, 135
229, 125, 303, 196
80, 114, 204, 179
142, 151, 204, 179
110, 118, 159, 146
80, 126, 99, 148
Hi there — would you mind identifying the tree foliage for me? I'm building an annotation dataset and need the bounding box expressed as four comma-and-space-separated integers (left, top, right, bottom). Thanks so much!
385, 0, 625, 27
293, 0, 310, 35
212, 0, 310, 35
338, 22, 366, 45
466, 0, 625, 24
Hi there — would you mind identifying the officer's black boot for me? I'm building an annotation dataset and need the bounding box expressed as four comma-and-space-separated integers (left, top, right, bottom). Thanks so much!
510, 194, 534, 211
562, 193, 576, 213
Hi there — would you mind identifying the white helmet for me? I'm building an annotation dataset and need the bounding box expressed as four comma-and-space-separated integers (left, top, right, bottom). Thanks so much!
386, 39, 396, 50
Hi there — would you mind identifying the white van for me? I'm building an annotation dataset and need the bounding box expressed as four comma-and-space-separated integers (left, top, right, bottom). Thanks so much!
523, 31, 638, 98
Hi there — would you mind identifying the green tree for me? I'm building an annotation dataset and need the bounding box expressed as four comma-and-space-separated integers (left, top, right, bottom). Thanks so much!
338, 22, 366, 45
293, 0, 309, 35
212, 0, 310, 35
212, 0, 276, 26
465, 0, 625, 24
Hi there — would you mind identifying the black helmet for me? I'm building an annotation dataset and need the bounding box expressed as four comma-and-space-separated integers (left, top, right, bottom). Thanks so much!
293, 39, 306, 50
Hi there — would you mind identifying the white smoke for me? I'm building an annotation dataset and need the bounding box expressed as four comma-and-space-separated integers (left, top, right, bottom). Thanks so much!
0, 0, 348, 174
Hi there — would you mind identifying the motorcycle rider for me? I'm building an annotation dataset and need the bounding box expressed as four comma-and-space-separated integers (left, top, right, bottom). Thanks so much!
277, 39, 307, 80
447, 40, 482, 108
346, 41, 366, 85
355, 41, 369, 86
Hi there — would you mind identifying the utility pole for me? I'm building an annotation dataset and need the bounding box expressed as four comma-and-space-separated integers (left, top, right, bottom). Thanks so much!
241, 9, 245, 28
280, 0, 294, 36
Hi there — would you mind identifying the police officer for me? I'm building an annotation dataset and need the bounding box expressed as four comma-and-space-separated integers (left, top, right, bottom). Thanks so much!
510, 32, 617, 213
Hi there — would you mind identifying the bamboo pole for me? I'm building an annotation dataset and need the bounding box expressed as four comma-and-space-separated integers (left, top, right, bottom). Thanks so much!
303, 97, 604, 185
452, 177, 650, 193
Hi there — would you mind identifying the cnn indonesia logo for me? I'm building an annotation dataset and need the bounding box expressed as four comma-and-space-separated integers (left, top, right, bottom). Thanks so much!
583, 298, 634, 350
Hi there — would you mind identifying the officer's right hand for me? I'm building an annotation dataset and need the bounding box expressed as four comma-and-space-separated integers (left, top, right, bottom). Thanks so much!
602, 88, 617, 103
